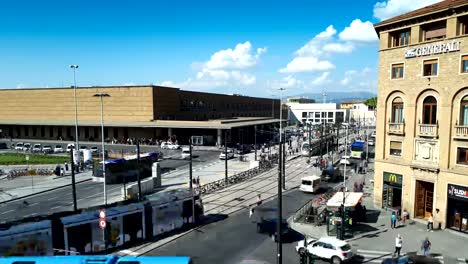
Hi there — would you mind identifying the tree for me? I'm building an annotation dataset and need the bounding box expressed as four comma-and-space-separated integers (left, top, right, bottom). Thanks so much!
364, 97, 377, 111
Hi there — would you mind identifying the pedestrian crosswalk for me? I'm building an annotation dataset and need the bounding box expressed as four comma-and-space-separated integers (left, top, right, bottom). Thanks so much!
355, 249, 462, 263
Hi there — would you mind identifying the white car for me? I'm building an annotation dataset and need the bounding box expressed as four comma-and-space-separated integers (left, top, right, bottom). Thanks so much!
42, 145, 53, 154
340, 155, 351, 165
161, 142, 180, 150
66, 143, 75, 152
15, 142, 24, 151
219, 149, 234, 160
181, 147, 190, 159
296, 237, 353, 264
54, 145, 64, 153
368, 139, 375, 146
32, 144, 42, 153
91, 146, 99, 154
79, 146, 88, 152
23, 143, 31, 151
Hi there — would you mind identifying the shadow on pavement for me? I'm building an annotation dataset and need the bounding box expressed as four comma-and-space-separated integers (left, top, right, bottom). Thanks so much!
364, 209, 381, 223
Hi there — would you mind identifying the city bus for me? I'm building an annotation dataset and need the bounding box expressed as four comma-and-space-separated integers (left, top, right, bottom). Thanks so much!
93, 152, 160, 184
350, 141, 365, 159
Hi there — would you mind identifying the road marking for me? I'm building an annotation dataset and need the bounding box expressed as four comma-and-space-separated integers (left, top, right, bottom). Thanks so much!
118, 249, 139, 256
29, 213, 38, 217
0, 209, 14, 215
29, 203, 39, 207
356, 249, 394, 263
51, 205, 62, 210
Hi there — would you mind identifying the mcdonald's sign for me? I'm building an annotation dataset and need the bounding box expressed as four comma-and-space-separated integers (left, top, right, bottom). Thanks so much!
383, 172, 402, 185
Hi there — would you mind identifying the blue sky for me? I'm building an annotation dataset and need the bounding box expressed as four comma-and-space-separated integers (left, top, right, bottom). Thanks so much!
0, 0, 441, 97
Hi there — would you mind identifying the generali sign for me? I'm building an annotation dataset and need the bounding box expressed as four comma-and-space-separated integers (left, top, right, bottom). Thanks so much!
448, 184, 468, 201
405, 41, 461, 58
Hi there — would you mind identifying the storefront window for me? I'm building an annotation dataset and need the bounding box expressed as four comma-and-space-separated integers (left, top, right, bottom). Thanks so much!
447, 184, 468, 233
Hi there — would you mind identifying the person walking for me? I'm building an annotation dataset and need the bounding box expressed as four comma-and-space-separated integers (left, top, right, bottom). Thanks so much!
256, 194, 262, 206
394, 234, 403, 257
391, 211, 397, 229
249, 206, 254, 219
421, 237, 431, 257
427, 214, 434, 232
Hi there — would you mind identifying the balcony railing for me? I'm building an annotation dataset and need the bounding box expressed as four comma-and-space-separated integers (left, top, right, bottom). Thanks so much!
388, 122, 405, 135
454, 125, 468, 139
417, 123, 438, 138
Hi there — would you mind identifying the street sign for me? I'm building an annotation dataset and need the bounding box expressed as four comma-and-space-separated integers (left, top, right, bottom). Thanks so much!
99, 209, 106, 219
25, 155, 29, 161
99, 219, 106, 229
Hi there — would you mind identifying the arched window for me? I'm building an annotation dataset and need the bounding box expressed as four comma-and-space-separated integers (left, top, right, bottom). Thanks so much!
460, 95, 468, 126
391, 97, 404, 123
422, 96, 437, 124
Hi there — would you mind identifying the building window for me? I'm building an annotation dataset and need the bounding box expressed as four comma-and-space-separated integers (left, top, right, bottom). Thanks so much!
315, 112, 320, 118
423, 96, 437, 125
302, 112, 307, 118
389, 29, 410, 47
390, 141, 402, 156
391, 97, 404, 123
459, 15, 468, 36
321, 112, 326, 118
461, 55, 468, 73
457, 147, 468, 165
41, 127, 45, 137
423, 59, 438, 76
421, 21, 446, 41
328, 112, 333, 118
460, 95, 468, 126
391, 63, 404, 79
49, 127, 54, 138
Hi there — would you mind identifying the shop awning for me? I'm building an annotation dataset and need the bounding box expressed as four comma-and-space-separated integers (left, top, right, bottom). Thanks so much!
326, 192, 363, 209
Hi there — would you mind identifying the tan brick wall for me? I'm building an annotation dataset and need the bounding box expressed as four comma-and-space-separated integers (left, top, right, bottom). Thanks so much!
375, 14, 468, 228
0, 86, 154, 123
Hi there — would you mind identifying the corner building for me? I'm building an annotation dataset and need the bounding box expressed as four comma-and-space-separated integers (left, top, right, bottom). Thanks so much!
374, 0, 468, 233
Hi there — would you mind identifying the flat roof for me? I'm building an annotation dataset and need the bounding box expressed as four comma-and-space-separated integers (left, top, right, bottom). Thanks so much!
327, 192, 363, 208
0, 117, 280, 129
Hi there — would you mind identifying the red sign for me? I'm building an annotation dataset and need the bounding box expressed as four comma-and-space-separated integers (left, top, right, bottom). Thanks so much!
99, 220, 106, 229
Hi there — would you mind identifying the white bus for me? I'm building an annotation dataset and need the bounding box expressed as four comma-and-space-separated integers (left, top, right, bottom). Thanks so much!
300, 175, 322, 193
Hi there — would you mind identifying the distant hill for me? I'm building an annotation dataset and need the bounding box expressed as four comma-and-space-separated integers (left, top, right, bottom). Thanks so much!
292, 91, 376, 103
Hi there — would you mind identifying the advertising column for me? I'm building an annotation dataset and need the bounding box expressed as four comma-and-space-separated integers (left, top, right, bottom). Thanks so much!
447, 184, 468, 233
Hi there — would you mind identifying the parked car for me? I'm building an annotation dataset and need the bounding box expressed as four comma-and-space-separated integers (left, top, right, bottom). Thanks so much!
42, 145, 53, 154
181, 147, 190, 159
296, 237, 353, 264
236, 144, 251, 155
0, 143, 7, 149
23, 143, 31, 151
339, 155, 351, 165
66, 143, 75, 152
256, 218, 290, 242
32, 144, 42, 153
90, 146, 99, 154
54, 145, 64, 153
15, 142, 24, 151
79, 146, 88, 152
161, 142, 180, 150
219, 149, 234, 160
368, 139, 375, 146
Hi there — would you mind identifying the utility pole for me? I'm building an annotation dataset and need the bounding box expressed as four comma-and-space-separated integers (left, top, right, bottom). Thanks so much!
282, 140, 286, 190
308, 124, 312, 160
70, 147, 77, 211
225, 130, 228, 185
254, 125, 257, 161
136, 141, 142, 201
189, 138, 195, 224
277, 87, 285, 264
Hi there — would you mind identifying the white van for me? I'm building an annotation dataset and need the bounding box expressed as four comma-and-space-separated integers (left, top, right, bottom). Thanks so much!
300, 175, 322, 193
181, 147, 190, 159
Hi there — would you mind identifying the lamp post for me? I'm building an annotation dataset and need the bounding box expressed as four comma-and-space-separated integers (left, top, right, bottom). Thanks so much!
70, 65, 80, 158
94, 93, 110, 205
277, 87, 285, 264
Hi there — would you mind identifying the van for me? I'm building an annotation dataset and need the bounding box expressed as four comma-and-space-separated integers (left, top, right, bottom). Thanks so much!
300, 175, 322, 193
181, 147, 190, 159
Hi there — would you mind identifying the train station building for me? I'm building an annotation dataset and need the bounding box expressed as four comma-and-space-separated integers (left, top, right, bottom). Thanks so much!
0, 85, 282, 146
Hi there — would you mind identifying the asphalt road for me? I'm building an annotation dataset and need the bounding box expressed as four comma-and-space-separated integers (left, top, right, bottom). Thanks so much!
0, 149, 220, 223
143, 188, 333, 264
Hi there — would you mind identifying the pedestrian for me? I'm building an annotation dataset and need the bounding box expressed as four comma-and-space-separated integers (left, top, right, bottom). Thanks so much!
391, 211, 397, 229
249, 206, 254, 219
65, 162, 69, 171
402, 209, 408, 224
427, 213, 434, 232
394, 234, 403, 257
256, 194, 262, 206
421, 237, 431, 256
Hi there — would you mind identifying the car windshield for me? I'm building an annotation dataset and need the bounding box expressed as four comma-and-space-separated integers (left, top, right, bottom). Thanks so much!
340, 244, 351, 251
301, 180, 311, 185
44, 146, 51, 148
56, 145, 61, 148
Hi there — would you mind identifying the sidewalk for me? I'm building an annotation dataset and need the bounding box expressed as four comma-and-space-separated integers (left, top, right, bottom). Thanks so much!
289, 161, 468, 262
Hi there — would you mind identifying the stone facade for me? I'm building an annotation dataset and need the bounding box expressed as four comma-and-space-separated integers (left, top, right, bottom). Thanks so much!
374, 5, 468, 230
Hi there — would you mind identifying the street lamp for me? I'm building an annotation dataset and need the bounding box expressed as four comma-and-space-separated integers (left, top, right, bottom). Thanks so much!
94, 93, 110, 205
277, 87, 285, 264
69, 65, 80, 159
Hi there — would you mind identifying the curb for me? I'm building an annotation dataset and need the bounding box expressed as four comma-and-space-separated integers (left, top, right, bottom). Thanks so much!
0, 178, 92, 204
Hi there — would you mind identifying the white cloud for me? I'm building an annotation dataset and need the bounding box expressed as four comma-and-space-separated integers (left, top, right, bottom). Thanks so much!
269, 75, 304, 89
204, 41, 266, 70
295, 25, 336, 57
311, 72, 331, 86
339, 19, 378, 42
339, 68, 376, 90
373, 0, 440, 21
161, 41, 264, 90
323, 43, 354, 53
279, 57, 335, 73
